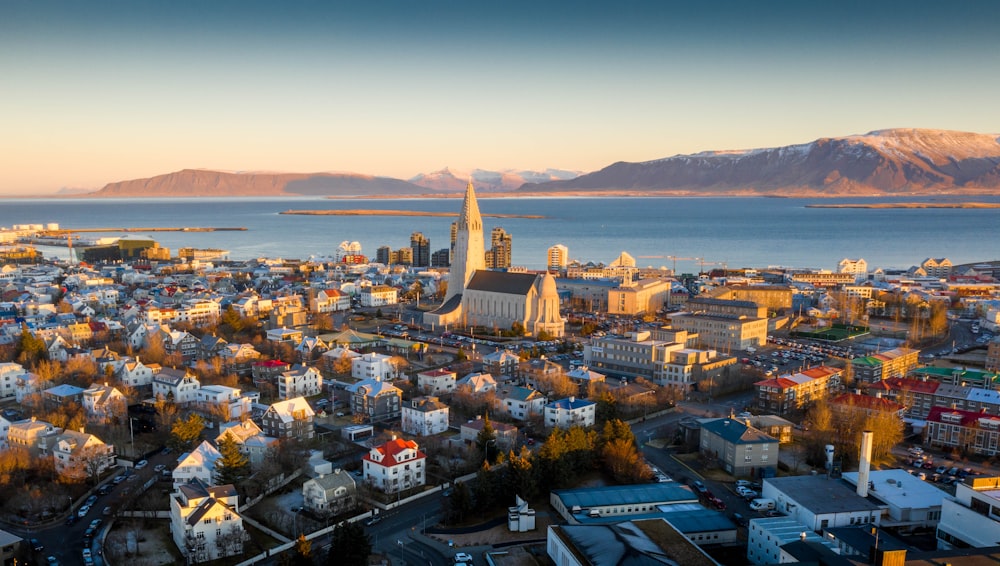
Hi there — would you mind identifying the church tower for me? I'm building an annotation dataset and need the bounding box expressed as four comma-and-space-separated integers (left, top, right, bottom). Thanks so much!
445, 181, 486, 302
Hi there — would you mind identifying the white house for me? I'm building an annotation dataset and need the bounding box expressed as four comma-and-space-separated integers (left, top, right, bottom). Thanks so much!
170, 479, 245, 563
501, 387, 546, 421
544, 397, 597, 429
362, 436, 426, 494
352, 352, 397, 381
14, 372, 45, 403
53, 430, 115, 480
309, 288, 351, 313
153, 367, 201, 404
277, 365, 323, 400
81, 383, 127, 424
416, 368, 456, 395
360, 285, 398, 307
302, 469, 357, 518
457, 372, 498, 394
400, 396, 449, 437
173, 440, 223, 490
0, 362, 27, 399
194, 385, 254, 421
116, 356, 158, 388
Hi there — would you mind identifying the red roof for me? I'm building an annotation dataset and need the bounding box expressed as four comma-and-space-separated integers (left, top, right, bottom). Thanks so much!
754, 377, 799, 389
927, 406, 1000, 427
254, 360, 289, 368
364, 438, 426, 467
799, 366, 841, 379
882, 376, 940, 395
420, 369, 456, 378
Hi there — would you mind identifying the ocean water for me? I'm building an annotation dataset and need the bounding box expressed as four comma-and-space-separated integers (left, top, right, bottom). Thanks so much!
2, 196, 999, 272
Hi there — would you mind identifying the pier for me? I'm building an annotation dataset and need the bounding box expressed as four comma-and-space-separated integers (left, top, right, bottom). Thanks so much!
41, 227, 247, 233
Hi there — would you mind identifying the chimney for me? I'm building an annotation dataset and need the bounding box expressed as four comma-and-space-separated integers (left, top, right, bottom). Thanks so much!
858, 430, 874, 498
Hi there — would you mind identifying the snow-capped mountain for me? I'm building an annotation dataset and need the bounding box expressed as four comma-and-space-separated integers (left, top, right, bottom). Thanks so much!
518, 129, 1000, 195
409, 167, 582, 192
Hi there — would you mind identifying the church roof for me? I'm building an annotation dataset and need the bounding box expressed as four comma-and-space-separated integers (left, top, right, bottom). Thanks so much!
466, 271, 538, 295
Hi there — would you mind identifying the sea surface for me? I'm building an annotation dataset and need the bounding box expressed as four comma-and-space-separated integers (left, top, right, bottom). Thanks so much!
2, 196, 999, 272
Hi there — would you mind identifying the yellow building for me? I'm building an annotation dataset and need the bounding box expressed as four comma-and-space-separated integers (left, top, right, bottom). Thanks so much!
607, 278, 670, 315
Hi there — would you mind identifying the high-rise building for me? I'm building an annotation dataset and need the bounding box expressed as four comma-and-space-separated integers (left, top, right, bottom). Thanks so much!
548, 244, 569, 272
410, 232, 430, 268
395, 247, 413, 266
486, 227, 512, 269
431, 248, 450, 268
376, 246, 392, 265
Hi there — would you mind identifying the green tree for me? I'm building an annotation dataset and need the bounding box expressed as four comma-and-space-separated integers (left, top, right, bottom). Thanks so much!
15, 323, 47, 368
220, 306, 246, 333
170, 413, 205, 451
443, 481, 474, 524
327, 520, 371, 566
455, 347, 468, 362
506, 447, 537, 501
475, 414, 498, 464
216, 435, 251, 486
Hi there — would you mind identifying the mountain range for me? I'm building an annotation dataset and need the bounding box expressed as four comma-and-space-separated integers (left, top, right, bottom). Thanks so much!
88, 128, 1000, 198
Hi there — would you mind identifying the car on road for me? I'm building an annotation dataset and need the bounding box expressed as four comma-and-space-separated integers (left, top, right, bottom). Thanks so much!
135, 459, 148, 469
365, 515, 381, 526
78, 504, 91, 517
154, 464, 166, 473
31, 538, 44, 551
692, 480, 708, 494
97, 484, 113, 495
85, 495, 98, 506
113, 474, 127, 484
46, 557, 59, 565
454, 553, 474, 563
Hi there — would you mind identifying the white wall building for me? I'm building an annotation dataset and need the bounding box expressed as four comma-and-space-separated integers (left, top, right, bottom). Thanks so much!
173, 440, 222, 490
153, 368, 201, 404
416, 368, 456, 395
761, 475, 883, 532
0, 362, 27, 399
352, 352, 397, 381
360, 285, 398, 307
544, 397, 597, 429
362, 436, 426, 494
277, 365, 323, 400
170, 480, 245, 563
937, 475, 1000, 549
400, 396, 449, 437
747, 517, 836, 565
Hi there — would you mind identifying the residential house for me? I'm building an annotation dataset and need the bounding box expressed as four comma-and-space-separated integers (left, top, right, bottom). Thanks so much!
277, 365, 323, 400
302, 470, 357, 518
362, 436, 426, 494
6, 418, 56, 453
153, 367, 201, 404
360, 285, 398, 307
346, 378, 402, 423
754, 366, 844, 415
53, 429, 115, 480
699, 418, 779, 478
460, 417, 518, 450
416, 368, 456, 396
351, 352, 398, 381
218, 343, 261, 377
400, 396, 449, 437
319, 346, 361, 374
251, 360, 290, 389
116, 356, 157, 388
456, 372, 498, 394
198, 334, 229, 361
501, 386, 546, 421
482, 349, 520, 377
195, 385, 254, 421
518, 358, 563, 390
544, 396, 597, 429
0, 362, 27, 399
43, 383, 86, 406
172, 440, 223, 490
170, 479, 245, 564
829, 392, 905, 421
81, 383, 127, 424
925, 406, 1000, 456
14, 372, 45, 403
260, 397, 315, 441
266, 327, 303, 345
309, 288, 351, 314
164, 330, 200, 362
216, 420, 277, 469
295, 336, 328, 362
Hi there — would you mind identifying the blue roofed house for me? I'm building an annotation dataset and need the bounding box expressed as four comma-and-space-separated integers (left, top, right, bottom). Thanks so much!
699, 418, 779, 479
43, 383, 86, 407
544, 396, 597, 429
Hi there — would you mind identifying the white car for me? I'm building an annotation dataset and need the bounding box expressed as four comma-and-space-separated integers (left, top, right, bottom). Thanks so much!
454, 553, 474, 563
78, 504, 91, 517
135, 460, 148, 469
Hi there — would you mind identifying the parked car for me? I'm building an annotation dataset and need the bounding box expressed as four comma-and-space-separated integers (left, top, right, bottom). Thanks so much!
692, 480, 708, 494
454, 553, 474, 563
31, 538, 44, 551
78, 505, 91, 517
135, 460, 148, 469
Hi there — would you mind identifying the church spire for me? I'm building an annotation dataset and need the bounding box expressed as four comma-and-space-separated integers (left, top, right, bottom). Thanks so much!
444, 180, 486, 302
458, 179, 482, 232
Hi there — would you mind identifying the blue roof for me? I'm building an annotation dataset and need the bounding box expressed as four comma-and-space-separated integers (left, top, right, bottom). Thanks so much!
554, 483, 697, 509
573, 506, 735, 534
45, 384, 86, 397
700, 418, 777, 445
546, 397, 596, 410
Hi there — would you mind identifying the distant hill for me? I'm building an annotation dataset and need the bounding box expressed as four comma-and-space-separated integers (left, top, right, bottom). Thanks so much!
518, 129, 1000, 196
92, 169, 431, 197
409, 167, 582, 192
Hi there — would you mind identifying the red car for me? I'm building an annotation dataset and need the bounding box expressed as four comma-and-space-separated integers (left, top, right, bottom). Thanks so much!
709, 497, 726, 510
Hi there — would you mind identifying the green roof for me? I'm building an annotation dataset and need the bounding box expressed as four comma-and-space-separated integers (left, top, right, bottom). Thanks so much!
701, 418, 778, 445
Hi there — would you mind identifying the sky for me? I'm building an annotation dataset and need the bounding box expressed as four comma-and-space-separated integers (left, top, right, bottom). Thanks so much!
2, 0, 999, 194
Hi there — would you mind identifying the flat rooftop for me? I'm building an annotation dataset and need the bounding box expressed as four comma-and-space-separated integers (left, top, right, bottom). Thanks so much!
765, 475, 882, 515
841, 469, 947, 511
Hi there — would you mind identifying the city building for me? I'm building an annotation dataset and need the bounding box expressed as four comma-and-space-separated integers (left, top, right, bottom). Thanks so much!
665, 297, 768, 351
0, 362, 27, 399
81, 383, 127, 424
351, 352, 398, 381
153, 367, 201, 404
277, 365, 323, 400
400, 396, 449, 437
173, 440, 223, 490
938, 475, 1000, 549
699, 418, 779, 478
547, 519, 720, 566
216, 420, 277, 469
850, 347, 920, 384
52, 430, 115, 480
838, 258, 869, 279
424, 182, 564, 338
501, 386, 546, 421
170, 479, 245, 563
754, 366, 844, 415
362, 436, 426, 494
359, 285, 398, 307
607, 278, 670, 316
841, 469, 944, 528
410, 232, 430, 268
550, 483, 700, 523
761, 475, 882, 532
486, 227, 512, 269
547, 244, 569, 273
829, 392, 905, 421
921, 257, 953, 278
346, 377, 402, 423
747, 517, 835, 565
924, 406, 1000, 456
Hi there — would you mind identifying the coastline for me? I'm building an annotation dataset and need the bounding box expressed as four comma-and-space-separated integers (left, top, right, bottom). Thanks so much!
805, 202, 1000, 209
280, 209, 545, 218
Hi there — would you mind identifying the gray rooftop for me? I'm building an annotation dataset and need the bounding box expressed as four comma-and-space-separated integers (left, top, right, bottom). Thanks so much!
765, 475, 882, 514
554, 482, 698, 509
